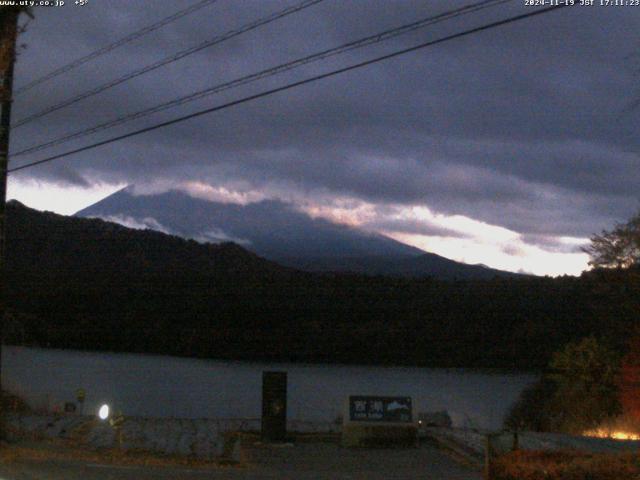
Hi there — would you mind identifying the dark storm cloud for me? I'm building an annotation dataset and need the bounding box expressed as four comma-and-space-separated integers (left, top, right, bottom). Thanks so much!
9, 0, 640, 245
520, 233, 587, 254
361, 212, 473, 239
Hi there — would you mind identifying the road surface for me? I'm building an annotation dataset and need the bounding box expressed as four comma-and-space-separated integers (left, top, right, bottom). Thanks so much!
0, 439, 482, 479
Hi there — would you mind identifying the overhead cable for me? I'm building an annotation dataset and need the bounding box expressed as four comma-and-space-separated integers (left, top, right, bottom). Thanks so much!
14, 0, 220, 95
9, 4, 572, 174
13, 0, 325, 128
12, 0, 511, 157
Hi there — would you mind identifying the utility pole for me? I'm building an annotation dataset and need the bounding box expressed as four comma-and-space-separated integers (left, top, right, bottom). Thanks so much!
0, 7, 21, 441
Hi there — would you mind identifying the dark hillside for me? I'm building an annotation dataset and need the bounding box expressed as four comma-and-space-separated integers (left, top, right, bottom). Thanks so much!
4, 201, 637, 369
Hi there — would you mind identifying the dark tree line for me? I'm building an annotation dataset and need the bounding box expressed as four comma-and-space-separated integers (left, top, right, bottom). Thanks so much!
3, 201, 639, 370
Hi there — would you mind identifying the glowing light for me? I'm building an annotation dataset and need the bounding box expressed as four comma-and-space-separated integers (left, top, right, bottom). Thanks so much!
583, 429, 640, 441
98, 404, 110, 420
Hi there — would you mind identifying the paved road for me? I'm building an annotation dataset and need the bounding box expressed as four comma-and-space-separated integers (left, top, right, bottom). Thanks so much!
0, 440, 481, 480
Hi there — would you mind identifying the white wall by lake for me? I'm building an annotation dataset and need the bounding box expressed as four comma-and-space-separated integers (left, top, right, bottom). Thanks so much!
2, 345, 536, 430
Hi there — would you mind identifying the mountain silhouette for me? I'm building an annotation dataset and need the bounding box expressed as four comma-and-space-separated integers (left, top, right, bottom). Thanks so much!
76, 187, 519, 280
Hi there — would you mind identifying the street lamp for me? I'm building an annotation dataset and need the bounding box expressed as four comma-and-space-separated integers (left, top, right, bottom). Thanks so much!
97, 404, 125, 447
98, 404, 110, 421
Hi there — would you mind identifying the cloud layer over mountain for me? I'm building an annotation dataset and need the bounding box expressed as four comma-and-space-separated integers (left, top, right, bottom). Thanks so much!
8, 1, 640, 274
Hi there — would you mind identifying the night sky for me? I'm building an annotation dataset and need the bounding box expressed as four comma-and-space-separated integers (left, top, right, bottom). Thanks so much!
6, 0, 640, 275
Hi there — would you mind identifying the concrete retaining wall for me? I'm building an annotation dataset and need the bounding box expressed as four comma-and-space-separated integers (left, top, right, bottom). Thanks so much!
6, 413, 341, 459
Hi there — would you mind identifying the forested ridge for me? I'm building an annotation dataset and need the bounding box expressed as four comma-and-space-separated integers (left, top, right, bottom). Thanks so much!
4, 200, 639, 369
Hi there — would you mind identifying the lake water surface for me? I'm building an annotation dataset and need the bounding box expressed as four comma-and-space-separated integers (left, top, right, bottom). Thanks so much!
2, 345, 536, 430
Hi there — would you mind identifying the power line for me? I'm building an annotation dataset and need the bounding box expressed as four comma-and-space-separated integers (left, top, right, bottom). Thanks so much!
8, 4, 572, 174
12, 0, 325, 128
11, 0, 512, 158
13, 0, 219, 96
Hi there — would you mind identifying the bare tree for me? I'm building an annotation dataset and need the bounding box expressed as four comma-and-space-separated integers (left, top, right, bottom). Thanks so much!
583, 211, 640, 269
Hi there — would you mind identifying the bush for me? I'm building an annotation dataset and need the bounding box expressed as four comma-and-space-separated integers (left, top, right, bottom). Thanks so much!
505, 337, 621, 434
619, 333, 640, 422
1, 390, 31, 413
504, 377, 559, 432
548, 337, 621, 433
492, 450, 640, 480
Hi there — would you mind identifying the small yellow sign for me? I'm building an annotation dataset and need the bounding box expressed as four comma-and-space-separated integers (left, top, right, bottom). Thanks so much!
76, 388, 86, 402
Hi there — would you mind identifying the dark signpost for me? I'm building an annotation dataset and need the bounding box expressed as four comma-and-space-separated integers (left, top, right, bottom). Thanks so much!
261, 371, 287, 442
348, 396, 413, 423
